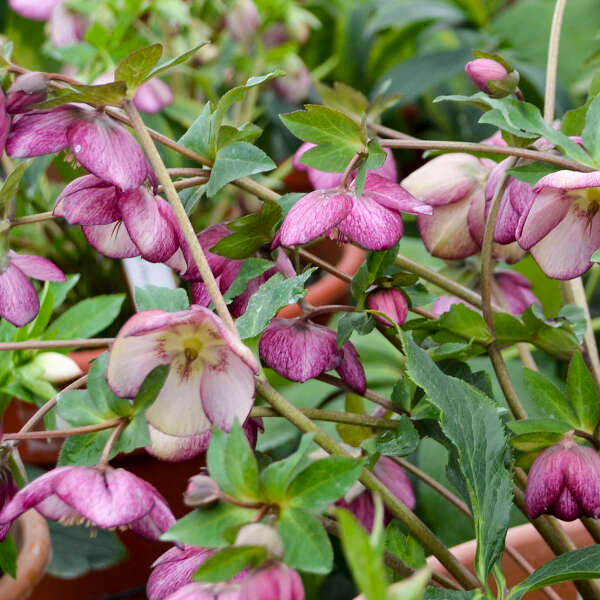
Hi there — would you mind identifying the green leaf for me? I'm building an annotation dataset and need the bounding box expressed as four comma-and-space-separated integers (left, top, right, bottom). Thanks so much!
276, 193, 303, 219
15, 282, 54, 341
207, 427, 235, 495
224, 422, 260, 501
179, 103, 213, 158
386, 523, 425, 570
0, 536, 17, 579
45, 295, 125, 340
277, 507, 333, 574
260, 432, 315, 501
35, 82, 128, 109
194, 546, 267, 583
162, 503, 257, 548
510, 431, 564, 452
314, 81, 369, 120
507, 418, 572, 436
115, 43, 163, 91
508, 546, 600, 600
582, 95, 600, 164
375, 416, 419, 457
147, 43, 205, 80
46, 522, 126, 578
280, 105, 364, 151
86, 353, 130, 417
235, 270, 316, 339
354, 139, 386, 198
57, 430, 111, 467
134, 286, 190, 312
523, 368, 579, 426
206, 142, 275, 197
223, 259, 274, 302
566, 353, 599, 432
388, 568, 432, 600
287, 456, 363, 513
424, 590, 479, 600
0, 161, 29, 211
337, 312, 376, 347
336, 508, 388, 600
298, 143, 356, 173
131, 365, 169, 413
216, 123, 263, 150
50, 274, 80, 310
401, 332, 513, 583
507, 162, 561, 185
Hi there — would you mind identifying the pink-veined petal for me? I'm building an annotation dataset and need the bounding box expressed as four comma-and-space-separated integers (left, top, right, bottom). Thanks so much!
8, 251, 65, 282
335, 342, 366, 394
56, 175, 120, 225
134, 79, 174, 114
362, 174, 431, 215
372, 457, 415, 509
146, 425, 212, 462
83, 222, 140, 258
0, 263, 40, 327
533, 170, 600, 192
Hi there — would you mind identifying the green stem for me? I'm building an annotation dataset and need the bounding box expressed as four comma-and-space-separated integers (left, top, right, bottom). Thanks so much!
7, 417, 123, 441
255, 378, 481, 591
543, 0, 568, 123
0, 338, 114, 351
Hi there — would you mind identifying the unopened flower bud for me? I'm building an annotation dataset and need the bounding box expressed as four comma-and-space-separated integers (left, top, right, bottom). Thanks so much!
272, 57, 311, 104
234, 523, 284, 559
366, 288, 408, 327
6, 72, 48, 113
464, 58, 519, 97
32, 352, 83, 384
225, 0, 260, 44
525, 435, 600, 521
184, 475, 221, 507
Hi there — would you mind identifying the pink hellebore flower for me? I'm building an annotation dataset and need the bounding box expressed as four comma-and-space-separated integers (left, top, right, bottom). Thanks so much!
7, 105, 149, 192
224, 0, 260, 44
525, 435, 600, 521
0, 466, 175, 540
272, 58, 312, 104
240, 563, 305, 600
278, 173, 431, 251
337, 456, 415, 531
259, 317, 366, 393
6, 72, 48, 114
517, 171, 600, 279
166, 582, 243, 600
0, 90, 9, 157
53, 175, 181, 262
402, 153, 491, 260
365, 288, 408, 327
465, 58, 509, 94
494, 270, 539, 315
293, 142, 397, 190
0, 251, 65, 327
107, 306, 259, 443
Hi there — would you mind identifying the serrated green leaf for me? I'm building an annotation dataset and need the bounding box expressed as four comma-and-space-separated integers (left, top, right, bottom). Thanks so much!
235, 270, 315, 339
277, 507, 333, 574
148, 43, 206, 80
57, 430, 111, 466
401, 332, 513, 583
314, 81, 369, 119
206, 142, 275, 197
287, 456, 363, 512
510, 431, 564, 452
115, 44, 163, 91
260, 432, 315, 501
523, 368, 579, 426
216, 123, 263, 150
337, 312, 376, 347
161, 503, 257, 548
86, 353, 130, 417
298, 143, 356, 173
134, 286, 190, 312
179, 103, 213, 158
223, 422, 260, 501
508, 546, 600, 600
507, 418, 572, 436
223, 259, 273, 302
49, 274, 80, 310
375, 416, 419, 457
194, 546, 267, 583
207, 427, 235, 495
336, 508, 388, 600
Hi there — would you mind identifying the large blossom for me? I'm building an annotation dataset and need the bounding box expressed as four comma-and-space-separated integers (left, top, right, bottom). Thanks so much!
518, 171, 600, 279
0, 251, 65, 326
7, 106, 149, 192
107, 307, 258, 442
278, 173, 430, 251
53, 175, 181, 263
259, 317, 366, 393
0, 466, 174, 540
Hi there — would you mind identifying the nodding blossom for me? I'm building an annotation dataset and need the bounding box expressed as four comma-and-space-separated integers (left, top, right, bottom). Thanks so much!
365, 288, 409, 327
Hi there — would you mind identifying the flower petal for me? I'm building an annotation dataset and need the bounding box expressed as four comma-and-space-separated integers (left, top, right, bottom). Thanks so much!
67, 112, 147, 191
534, 170, 600, 192
56, 175, 120, 225
83, 222, 140, 258
6, 106, 82, 157
335, 342, 366, 394
525, 445, 568, 519
120, 190, 179, 262
0, 263, 40, 327
279, 189, 352, 247
372, 456, 415, 509
8, 0, 60, 20
8, 251, 65, 282
134, 79, 174, 114
146, 425, 212, 462
518, 188, 571, 250
49, 1, 86, 47
565, 446, 600, 518
362, 174, 431, 215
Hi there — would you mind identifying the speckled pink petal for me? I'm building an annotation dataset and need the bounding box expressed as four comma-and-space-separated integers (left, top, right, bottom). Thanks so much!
525, 445, 568, 519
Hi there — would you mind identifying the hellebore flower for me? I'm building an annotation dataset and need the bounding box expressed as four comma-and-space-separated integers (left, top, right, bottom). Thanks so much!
402, 153, 491, 260
293, 142, 397, 190
224, 0, 260, 44
494, 270, 539, 315
0, 466, 175, 540
147, 546, 218, 600
279, 173, 430, 251
0, 251, 65, 327
465, 58, 517, 97
525, 435, 600, 521
366, 288, 408, 327
240, 563, 305, 600
259, 317, 366, 393
6, 72, 48, 113
7, 105, 149, 192
517, 171, 600, 279
53, 175, 180, 263
166, 582, 243, 600
107, 306, 259, 442
0, 90, 9, 156
337, 456, 415, 531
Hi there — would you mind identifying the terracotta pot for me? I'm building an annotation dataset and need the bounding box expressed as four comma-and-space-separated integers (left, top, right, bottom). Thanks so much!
427, 521, 595, 599
0, 510, 51, 600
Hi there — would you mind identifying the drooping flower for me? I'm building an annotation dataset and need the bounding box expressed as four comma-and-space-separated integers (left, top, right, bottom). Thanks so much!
259, 317, 366, 393
7, 106, 149, 192
6, 72, 48, 114
365, 288, 408, 327
337, 456, 415, 532
53, 175, 181, 263
107, 306, 259, 443
0, 251, 65, 327
165, 582, 243, 599
224, 0, 260, 44
293, 142, 397, 190
465, 58, 517, 97
402, 153, 491, 259
0, 466, 175, 540
517, 171, 600, 279
278, 173, 430, 251
525, 435, 600, 521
